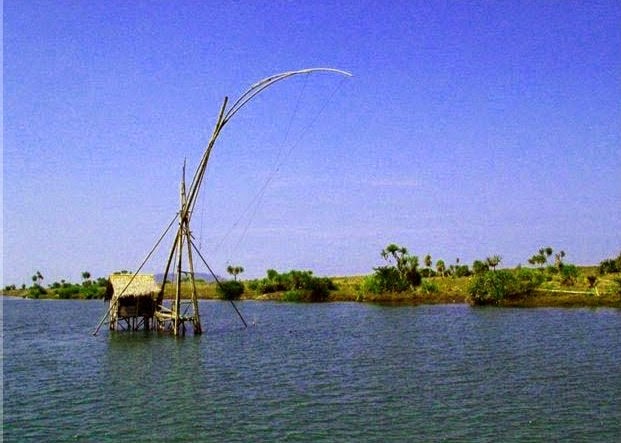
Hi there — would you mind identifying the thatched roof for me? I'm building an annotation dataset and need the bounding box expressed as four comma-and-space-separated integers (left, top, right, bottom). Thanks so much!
105, 273, 160, 301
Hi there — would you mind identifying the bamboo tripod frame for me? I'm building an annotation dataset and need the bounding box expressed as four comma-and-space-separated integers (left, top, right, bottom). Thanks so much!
155, 168, 203, 335
93, 68, 351, 336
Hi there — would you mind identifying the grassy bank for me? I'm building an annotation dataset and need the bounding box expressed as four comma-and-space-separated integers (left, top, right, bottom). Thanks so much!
3, 269, 620, 308
329, 272, 620, 308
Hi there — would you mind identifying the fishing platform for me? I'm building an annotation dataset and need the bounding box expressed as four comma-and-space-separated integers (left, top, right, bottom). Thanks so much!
93, 68, 351, 336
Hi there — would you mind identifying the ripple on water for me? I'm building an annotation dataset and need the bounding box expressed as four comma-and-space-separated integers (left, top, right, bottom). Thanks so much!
2, 301, 621, 442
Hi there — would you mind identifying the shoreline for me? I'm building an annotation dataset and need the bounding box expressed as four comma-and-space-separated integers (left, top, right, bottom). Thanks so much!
3, 267, 620, 309
3, 286, 619, 309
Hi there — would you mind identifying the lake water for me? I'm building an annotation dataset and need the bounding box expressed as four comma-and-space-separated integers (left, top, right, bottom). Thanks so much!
2, 299, 620, 442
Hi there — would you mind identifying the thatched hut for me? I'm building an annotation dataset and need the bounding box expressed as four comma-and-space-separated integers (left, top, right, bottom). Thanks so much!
106, 273, 160, 331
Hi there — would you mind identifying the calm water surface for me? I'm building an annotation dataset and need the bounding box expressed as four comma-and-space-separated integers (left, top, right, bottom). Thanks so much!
2, 299, 620, 442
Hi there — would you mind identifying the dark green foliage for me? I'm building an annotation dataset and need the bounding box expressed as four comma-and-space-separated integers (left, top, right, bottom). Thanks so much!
435, 260, 446, 276
599, 252, 621, 274
250, 269, 290, 294
366, 266, 410, 294
468, 270, 515, 305
468, 270, 537, 305
528, 249, 548, 268
528, 248, 550, 268
420, 268, 436, 278
560, 264, 579, 286
249, 269, 335, 302
3, 277, 105, 299
420, 279, 439, 295
546, 265, 559, 275
266, 269, 279, 281
216, 280, 245, 300
485, 255, 502, 271
226, 265, 245, 281
50, 280, 105, 299
57, 284, 81, 299
452, 265, 471, 278
402, 262, 422, 287
515, 267, 545, 287
424, 254, 433, 270
28, 284, 47, 299
373, 243, 423, 292
360, 274, 382, 295
599, 259, 618, 274
82, 285, 102, 299
472, 260, 489, 276
282, 290, 302, 302
305, 277, 333, 302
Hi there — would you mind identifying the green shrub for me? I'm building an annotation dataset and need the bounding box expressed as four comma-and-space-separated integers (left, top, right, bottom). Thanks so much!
560, 264, 579, 286
28, 284, 47, 299
377, 243, 422, 289
599, 257, 620, 274
57, 285, 80, 299
472, 260, 489, 276
515, 267, 545, 287
420, 279, 439, 295
369, 266, 410, 293
546, 265, 559, 275
467, 270, 532, 305
305, 278, 332, 302
256, 279, 285, 294
360, 274, 382, 295
216, 280, 245, 300
251, 269, 335, 302
80, 285, 104, 299
247, 280, 259, 291
420, 268, 436, 278
282, 290, 303, 302
453, 265, 471, 278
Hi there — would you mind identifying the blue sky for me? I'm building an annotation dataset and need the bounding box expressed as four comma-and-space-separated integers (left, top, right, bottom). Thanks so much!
4, 0, 620, 286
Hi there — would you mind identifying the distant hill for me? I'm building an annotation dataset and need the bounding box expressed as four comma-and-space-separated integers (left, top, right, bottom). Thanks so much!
154, 272, 220, 283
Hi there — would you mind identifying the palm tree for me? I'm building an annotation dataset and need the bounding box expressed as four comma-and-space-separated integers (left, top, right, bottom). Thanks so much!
554, 250, 566, 270
32, 271, 44, 286
424, 254, 432, 270
226, 265, 245, 281
381, 243, 407, 265
486, 255, 502, 271
436, 260, 446, 277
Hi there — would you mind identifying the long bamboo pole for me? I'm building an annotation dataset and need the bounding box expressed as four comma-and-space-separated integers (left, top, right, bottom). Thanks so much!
97, 68, 350, 337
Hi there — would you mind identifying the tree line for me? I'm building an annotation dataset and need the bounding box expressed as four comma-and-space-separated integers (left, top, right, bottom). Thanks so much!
359, 243, 621, 305
2, 270, 109, 299
5, 248, 621, 303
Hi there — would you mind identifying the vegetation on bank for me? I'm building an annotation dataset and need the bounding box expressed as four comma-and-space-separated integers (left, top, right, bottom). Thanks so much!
3, 248, 621, 308
3, 271, 108, 300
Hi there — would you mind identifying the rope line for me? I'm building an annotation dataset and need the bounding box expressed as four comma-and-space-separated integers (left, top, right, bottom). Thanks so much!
92, 212, 179, 335
188, 238, 248, 328
213, 76, 348, 257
